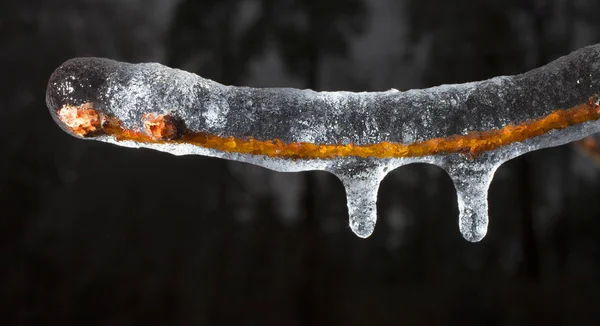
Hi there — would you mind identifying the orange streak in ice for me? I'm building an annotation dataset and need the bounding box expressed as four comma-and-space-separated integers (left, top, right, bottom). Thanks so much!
58, 98, 600, 159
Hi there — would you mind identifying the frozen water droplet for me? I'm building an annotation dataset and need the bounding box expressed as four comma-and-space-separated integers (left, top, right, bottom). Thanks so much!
334, 163, 388, 238
444, 156, 500, 242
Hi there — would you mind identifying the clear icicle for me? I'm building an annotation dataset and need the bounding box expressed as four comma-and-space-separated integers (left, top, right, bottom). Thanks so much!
335, 163, 389, 238
444, 157, 501, 242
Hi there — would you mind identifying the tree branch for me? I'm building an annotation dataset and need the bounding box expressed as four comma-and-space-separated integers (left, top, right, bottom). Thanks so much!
45, 43, 600, 241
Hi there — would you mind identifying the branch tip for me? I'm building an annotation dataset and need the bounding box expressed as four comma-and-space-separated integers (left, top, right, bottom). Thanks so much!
57, 103, 104, 137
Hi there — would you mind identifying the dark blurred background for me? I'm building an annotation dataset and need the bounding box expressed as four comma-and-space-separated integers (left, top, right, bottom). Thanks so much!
3, 0, 600, 325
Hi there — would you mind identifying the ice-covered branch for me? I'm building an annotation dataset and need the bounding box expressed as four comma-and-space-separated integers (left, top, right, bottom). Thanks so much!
46, 44, 600, 241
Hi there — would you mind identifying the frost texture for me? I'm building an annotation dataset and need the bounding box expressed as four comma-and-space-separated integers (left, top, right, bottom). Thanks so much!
47, 44, 600, 241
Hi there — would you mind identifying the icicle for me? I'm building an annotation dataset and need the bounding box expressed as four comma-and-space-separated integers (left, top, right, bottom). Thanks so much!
444, 156, 501, 242
334, 163, 389, 238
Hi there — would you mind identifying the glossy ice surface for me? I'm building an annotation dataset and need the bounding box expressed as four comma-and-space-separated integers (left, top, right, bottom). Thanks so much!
47, 44, 600, 241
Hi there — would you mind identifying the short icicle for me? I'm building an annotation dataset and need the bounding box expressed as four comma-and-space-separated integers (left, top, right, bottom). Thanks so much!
334, 162, 389, 238
444, 156, 501, 242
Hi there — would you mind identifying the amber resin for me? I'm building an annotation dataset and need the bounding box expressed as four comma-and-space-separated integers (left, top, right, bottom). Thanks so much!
57, 98, 600, 159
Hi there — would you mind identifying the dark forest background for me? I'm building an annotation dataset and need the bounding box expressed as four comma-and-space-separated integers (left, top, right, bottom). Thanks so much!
3, 0, 600, 325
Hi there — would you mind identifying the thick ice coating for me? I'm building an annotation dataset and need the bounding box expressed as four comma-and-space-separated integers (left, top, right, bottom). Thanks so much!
47, 44, 600, 241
